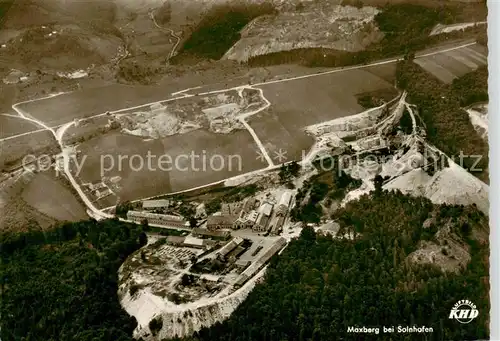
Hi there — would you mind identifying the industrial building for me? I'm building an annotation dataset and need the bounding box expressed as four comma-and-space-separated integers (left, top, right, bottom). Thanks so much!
254, 213, 269, 232
183, 235, 208, 248
142, 199, 172, 210
192, 228, 230, 240
126, 210, 187, 228
217, 237, 244, 260
259, 202, 273, 216
166, 235, 215, 249
221, 202, 245, 216
269, 216, 285, 235
233, 217, 254, 230
234, 237, 287, 287
254, 202, 273, 232
207, 215, 237, 231
276, 191, 292, 216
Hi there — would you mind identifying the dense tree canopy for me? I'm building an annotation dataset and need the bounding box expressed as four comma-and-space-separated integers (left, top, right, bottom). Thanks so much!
1, 219, 146, 341
397, 62, 489, 182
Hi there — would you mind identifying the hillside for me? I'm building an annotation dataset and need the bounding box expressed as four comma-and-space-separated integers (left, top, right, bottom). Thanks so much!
180, 191, 489, 341
0, 0, 125, 73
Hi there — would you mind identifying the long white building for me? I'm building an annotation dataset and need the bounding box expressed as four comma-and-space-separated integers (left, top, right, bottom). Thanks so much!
277, 191, 292, 216
126, 210, 187, 228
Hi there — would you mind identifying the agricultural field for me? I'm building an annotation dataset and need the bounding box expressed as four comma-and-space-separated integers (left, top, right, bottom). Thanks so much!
0, 114, 41, 138
248, 67, 395, 161
0, 130, 59, 172
0, 84, 16, 112
74, 127, 264, 207
62, 115, 116, 145
0, 169, 86, 232
414, 43, 487, 83
363, 62, 398, 83
16, 84, 178, 127
21, 170, 88, 221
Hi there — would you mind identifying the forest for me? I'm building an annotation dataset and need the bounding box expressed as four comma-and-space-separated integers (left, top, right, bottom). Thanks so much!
396, 62, 489, 182
0, 0, 14, 23
180, 190, 489, 341
1, 219, 147, 341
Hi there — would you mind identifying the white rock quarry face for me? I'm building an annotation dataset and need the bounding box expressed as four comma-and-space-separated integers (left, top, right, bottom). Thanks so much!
119, 258, 268, 340
466, 104, 488, 140
382, 160, 489, 215
223, 4, 383, 62
423, 160, 489, 214
56, 70, 88, 79
380, 148, 425, 179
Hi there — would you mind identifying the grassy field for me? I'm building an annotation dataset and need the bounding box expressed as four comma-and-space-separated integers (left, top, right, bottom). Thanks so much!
248, 67, 395, 161
21, 171, 87, 222
0, 173, 55, 232
414, 43, 487, 83
0, 115, 41, 138
75, 127, 264, 206
0, 84, 16, 112
0, 130, 59, 172
159, 128, 264, 192
74, 132, 168, 203
0, 169, 86, 232
62, 115, 113, 145
17, 84, 178, 127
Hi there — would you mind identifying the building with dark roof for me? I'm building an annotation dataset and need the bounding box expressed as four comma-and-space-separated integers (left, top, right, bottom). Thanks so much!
207, 215, 237, 231
192, 228, 230, 240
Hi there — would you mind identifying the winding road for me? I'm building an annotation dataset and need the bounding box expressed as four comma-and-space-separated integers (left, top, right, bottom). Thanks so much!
149, 8, 181, 60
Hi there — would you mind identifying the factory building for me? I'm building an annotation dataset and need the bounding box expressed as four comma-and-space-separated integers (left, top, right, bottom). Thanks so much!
233, 209, 256, 230
217, 237, 244, 260
276, 191, 292, 216
234, 237, 287, 287
253, 202, 273, 232
126, 210, 187, 228
254, 213, 269, 232
221, 202, 245, 216
192, 228, 230, 240
142, 199, 172, 210
259, 202, 273, 216
269, 216, 285, 236
207, 215, 237, 231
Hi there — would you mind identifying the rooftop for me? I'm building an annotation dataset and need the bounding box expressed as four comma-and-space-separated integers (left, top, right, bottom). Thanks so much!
192, 228, 230, 238
259, 202, 273, 216
207, 215, 237, 225
127, 210, 184, 221
142, 199, 172, 209
184, 235, 205, 247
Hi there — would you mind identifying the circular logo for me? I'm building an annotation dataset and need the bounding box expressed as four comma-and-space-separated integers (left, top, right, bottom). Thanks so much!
449, 300, 479, 324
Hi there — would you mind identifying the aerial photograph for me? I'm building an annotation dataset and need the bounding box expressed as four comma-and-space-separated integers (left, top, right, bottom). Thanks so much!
0, 0, 491, 340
